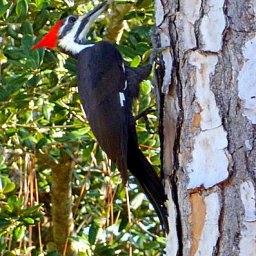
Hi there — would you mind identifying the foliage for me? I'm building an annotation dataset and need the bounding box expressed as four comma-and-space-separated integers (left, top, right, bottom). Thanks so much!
0, 0, 165, 255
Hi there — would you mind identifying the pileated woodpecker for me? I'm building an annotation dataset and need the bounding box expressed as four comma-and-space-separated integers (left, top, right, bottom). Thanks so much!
33, 2, 169, 233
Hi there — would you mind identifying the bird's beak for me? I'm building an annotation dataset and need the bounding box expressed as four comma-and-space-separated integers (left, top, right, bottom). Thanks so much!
82, 1, 108, 21
75, 1, 108, 42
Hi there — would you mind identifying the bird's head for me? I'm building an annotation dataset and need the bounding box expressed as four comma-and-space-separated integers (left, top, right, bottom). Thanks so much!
32, 2, 108, 55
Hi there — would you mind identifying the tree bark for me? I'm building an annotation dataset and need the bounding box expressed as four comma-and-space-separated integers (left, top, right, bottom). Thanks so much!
154, 0, 256, 255
38, 150, 75, 255
51, 151, 75, 256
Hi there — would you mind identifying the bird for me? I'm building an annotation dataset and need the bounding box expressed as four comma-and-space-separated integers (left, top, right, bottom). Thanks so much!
33, 1, 169, 233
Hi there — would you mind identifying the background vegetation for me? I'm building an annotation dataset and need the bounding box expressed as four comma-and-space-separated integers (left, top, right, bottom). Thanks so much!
0, 0, 165, 255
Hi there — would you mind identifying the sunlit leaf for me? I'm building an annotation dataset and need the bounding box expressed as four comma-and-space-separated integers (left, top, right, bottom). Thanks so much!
20, 204, 42, 217
0, 0, 11, 18
16, 0, 28, 17
131, 55, 141, 67
13, 226, 25, 241
43, 103, 55, 120
7, 195, 23, 213
3, 182, 16, 194
140, 80, 152, 95
22, 217, 35, 224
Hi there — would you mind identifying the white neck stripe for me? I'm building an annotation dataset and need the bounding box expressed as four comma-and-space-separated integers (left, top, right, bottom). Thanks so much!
58, 18, 94, 54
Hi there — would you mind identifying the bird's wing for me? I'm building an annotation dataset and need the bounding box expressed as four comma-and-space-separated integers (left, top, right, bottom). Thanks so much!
125, 64, 152, 98
77, 41, 128, 182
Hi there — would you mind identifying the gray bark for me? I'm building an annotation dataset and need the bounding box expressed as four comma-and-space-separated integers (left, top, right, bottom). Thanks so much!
154, 0, 256, 255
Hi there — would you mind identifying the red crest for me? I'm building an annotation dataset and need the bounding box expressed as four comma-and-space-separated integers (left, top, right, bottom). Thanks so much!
32, 21, 63, 50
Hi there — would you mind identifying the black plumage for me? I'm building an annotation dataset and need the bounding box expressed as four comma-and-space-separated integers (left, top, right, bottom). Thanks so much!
77, 41, 169, 232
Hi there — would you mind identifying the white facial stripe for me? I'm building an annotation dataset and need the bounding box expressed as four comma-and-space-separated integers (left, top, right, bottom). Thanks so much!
119, 92, 125, 107
58, 18, 94, 54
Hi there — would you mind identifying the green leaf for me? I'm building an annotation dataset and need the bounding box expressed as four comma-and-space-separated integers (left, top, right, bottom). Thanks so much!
6, 128, 16, 137
82, 143, 94, 159
35, 0, 45, 9
16, 0, 28, 17
21, 21, 33, 35
156, 236, 167, 244
20, 204, 42, 217
88, 221, 100, 245
136, 0, 153, 8
0, 87, 9, 101
43, 103, 55, 120
7, 195, 23, 213
33, 9, 50, 32
13, 226, 25, 241
124, 11, 137, 21
41, 51, 58, 69
118, 45, 138, 59
137, 42, 150, 55
6, 25, 19, 40
22, 217, 35, 224
36, 137, 49, 149
131, 55, 141, 68
27, 75, 40, 87
3, 46, 25, 61
140, 80, 152, 95
3, 182, 16, 194
0, 216, 11, 228
22, 35, 34, 52
22, 35, 42, 68
0, 1, 11, 18
49, 147, 60, 159
49, 72, 58, 87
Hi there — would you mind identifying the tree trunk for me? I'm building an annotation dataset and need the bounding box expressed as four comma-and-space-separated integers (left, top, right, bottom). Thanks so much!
38, 150, 75, 255
154, 0, 256, 255
51, 151, 75, 256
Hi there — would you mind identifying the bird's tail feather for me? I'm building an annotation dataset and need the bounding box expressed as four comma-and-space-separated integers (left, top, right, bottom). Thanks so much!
127, 126, 169, 233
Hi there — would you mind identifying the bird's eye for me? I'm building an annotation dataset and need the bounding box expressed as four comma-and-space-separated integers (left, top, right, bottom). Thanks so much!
68, 16, 77, 23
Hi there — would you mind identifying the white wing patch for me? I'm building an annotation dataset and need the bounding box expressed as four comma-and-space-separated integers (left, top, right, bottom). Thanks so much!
119, 92, 125, 107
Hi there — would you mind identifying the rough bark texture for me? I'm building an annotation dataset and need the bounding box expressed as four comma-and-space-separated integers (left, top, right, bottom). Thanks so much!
51, 152, 75, 256
154, 0, 256, 255
38, 151, 75, 255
